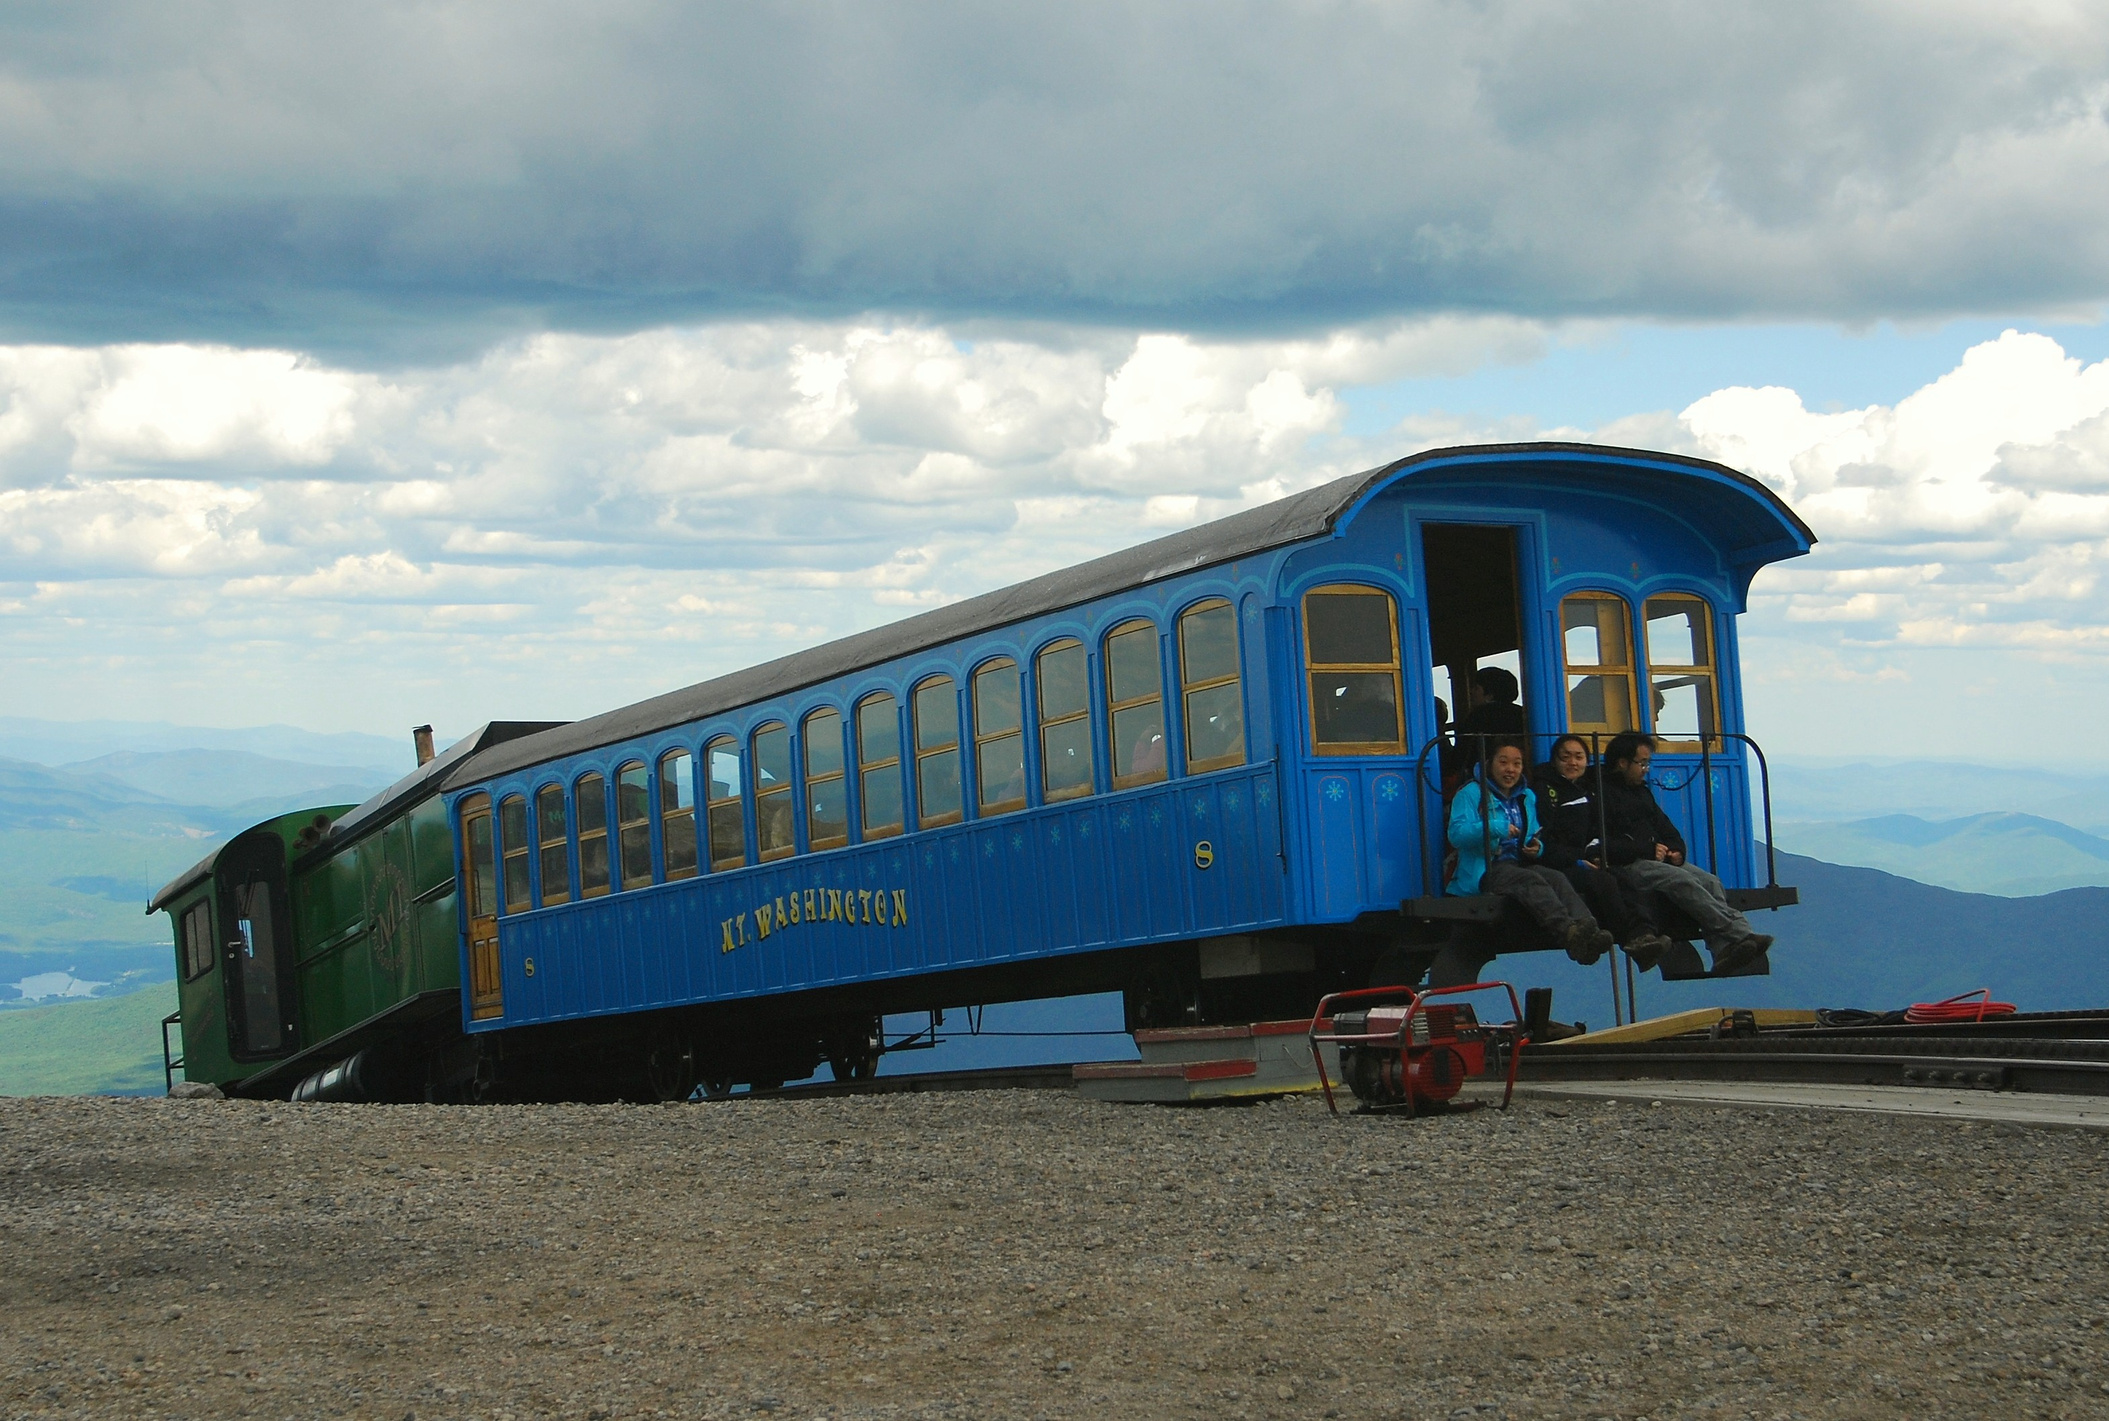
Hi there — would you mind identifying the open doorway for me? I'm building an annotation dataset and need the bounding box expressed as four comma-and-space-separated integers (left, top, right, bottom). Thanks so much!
1421, 524, 1529, 765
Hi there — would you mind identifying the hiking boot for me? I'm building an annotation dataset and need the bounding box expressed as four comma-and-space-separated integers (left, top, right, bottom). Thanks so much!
1562, 919, 1603, 965
1624, 931, 1672, 972
1711, 932, 1774, 975
1589, 927, 1616, 958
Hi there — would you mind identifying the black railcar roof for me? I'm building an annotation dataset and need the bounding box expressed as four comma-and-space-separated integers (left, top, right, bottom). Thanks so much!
456, 442, 1810, 786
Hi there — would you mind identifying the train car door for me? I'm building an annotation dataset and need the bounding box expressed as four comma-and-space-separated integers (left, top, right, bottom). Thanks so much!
1420, 523, 1531, 757
215, 830, 297, 1060
461, 794, 504, 1021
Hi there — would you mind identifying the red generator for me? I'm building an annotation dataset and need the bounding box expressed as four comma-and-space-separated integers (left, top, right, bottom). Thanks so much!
1308, 982, 1524, 1117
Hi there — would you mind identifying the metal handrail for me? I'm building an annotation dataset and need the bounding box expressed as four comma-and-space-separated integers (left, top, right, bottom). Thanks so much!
161, 1011, 184, 1094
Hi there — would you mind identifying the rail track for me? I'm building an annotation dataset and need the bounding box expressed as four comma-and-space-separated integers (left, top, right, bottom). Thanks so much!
713, 1010, 2109, 1105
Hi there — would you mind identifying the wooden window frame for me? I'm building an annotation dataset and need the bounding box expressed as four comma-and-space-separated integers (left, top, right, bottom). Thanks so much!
574, 771, 612, 899
703, 735, 747, 872
534, 782, 571, 906
1558, 590, 1640, 740
1103, 619, 1168, 790
1036, 638, 1094, 803
498, 793, 532, 913
658, 748, 700, 881
752, 721, 796, 862
973, 658, 1026, 817
1642, 593, 1724, 753
914, 675, 964, 829
802, 708, 850, 852
615, 760, 653, 890
1301, 584, 1406, 756
857, 692, 905, 840
1178, 597, 1246, 774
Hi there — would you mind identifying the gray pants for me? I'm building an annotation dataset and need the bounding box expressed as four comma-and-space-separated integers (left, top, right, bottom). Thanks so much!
1613, 858, 1752, 944
1482, 861, 1596, 933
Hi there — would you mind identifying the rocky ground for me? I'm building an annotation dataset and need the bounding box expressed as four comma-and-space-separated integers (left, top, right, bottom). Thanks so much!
4, 1086, 2107, 1421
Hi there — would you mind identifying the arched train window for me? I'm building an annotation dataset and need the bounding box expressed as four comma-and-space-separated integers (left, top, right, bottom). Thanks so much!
803, 708, 849, 851
914, 677, 964, 828
973, 660, 1025, 816
616, 760, 652, 889
534, 783, 570, 906
1560, 592, 1638, 740
857, 694, 904, 839
575, 772, 611, 898
498, 794, 531, 913
752, 723, 795, 860
1644, 594, 1722, 751
704, 736, 746, 872
1104, 620, 1167, 789
1037, 639, 1093, 801
1178, 599, 1245, 773
658, 749, 699, 881
1302, 585, 1404, 755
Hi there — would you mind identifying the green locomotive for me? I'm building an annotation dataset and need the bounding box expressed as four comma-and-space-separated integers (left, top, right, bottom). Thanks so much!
152, 723, 555, 1098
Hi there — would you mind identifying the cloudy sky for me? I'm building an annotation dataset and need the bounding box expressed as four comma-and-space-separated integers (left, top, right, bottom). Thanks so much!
5, 2, 2109, 762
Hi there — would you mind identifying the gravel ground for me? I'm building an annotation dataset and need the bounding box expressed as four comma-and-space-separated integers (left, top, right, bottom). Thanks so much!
4, 1087, 2108, 1421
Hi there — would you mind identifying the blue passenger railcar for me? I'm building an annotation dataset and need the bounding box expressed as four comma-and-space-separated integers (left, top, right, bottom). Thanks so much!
426, 441, 1812, 1098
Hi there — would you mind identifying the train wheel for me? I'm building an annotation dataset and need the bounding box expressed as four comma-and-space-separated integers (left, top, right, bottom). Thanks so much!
642, 1028, 697, 1103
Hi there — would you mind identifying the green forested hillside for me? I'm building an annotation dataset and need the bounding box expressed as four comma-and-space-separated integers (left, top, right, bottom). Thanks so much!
0, 983, 177, 1095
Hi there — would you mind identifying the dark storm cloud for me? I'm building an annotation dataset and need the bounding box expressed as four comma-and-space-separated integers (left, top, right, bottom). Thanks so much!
2, 1, 2106, 360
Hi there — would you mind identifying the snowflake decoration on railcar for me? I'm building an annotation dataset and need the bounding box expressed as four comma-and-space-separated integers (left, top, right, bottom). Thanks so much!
1323, 779, 1347, 802
1378, 778, 1402, 802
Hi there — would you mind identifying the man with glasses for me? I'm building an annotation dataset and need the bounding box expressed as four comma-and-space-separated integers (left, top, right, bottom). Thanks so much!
1599, 732, 1772, 976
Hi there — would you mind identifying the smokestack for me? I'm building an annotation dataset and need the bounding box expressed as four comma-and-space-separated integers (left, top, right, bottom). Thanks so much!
413, 725, 436, 767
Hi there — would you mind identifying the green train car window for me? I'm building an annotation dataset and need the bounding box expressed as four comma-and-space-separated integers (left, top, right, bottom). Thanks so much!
974, 660, 1025, 816
753, 723, 794, 861
1303, 585, 1405, 755
857, 694, 904, 840
616, 761, 652, 889
499, 795, 531, 913
536, 783, 570, 906
914, 677, 963, 829
576, 772, 612, 897
803, 709, 848, 852
1104, 620, 1166, 789
659, 749, 699, 881
1179, 599, 1245, 773
705, 737, 746, 871
180, 901, 213, 980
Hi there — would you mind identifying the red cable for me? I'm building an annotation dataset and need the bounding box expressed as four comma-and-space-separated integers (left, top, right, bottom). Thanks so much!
1903, 988, 2017, 1025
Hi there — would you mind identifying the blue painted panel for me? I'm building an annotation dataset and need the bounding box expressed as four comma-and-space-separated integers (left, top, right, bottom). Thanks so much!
1369, 771, 1412, 906
1311, 773, 1361, 916
477, 763, 1293, 1031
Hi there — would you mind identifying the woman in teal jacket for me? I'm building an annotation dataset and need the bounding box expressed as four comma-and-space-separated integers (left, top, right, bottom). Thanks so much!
1447, 740, 1613, 962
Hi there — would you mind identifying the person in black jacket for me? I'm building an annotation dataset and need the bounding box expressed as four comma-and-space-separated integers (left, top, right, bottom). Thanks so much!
1599, 732, 1773, 975
1532, 735, 1675, 969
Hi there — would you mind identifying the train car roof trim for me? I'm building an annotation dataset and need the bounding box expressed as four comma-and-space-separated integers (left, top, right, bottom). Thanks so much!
458, 442, 1813, 782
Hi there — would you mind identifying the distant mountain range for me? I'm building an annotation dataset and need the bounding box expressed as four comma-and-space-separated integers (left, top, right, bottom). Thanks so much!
1769, 758, 2109, 833
1775, 812, 2109, 896
0, 715, 415, 776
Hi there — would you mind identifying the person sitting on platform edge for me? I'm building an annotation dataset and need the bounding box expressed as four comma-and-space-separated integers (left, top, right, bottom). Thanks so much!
1533, 734, 1676, 969
1598, 731, 1774, 975
1448, 739, 1615, 963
